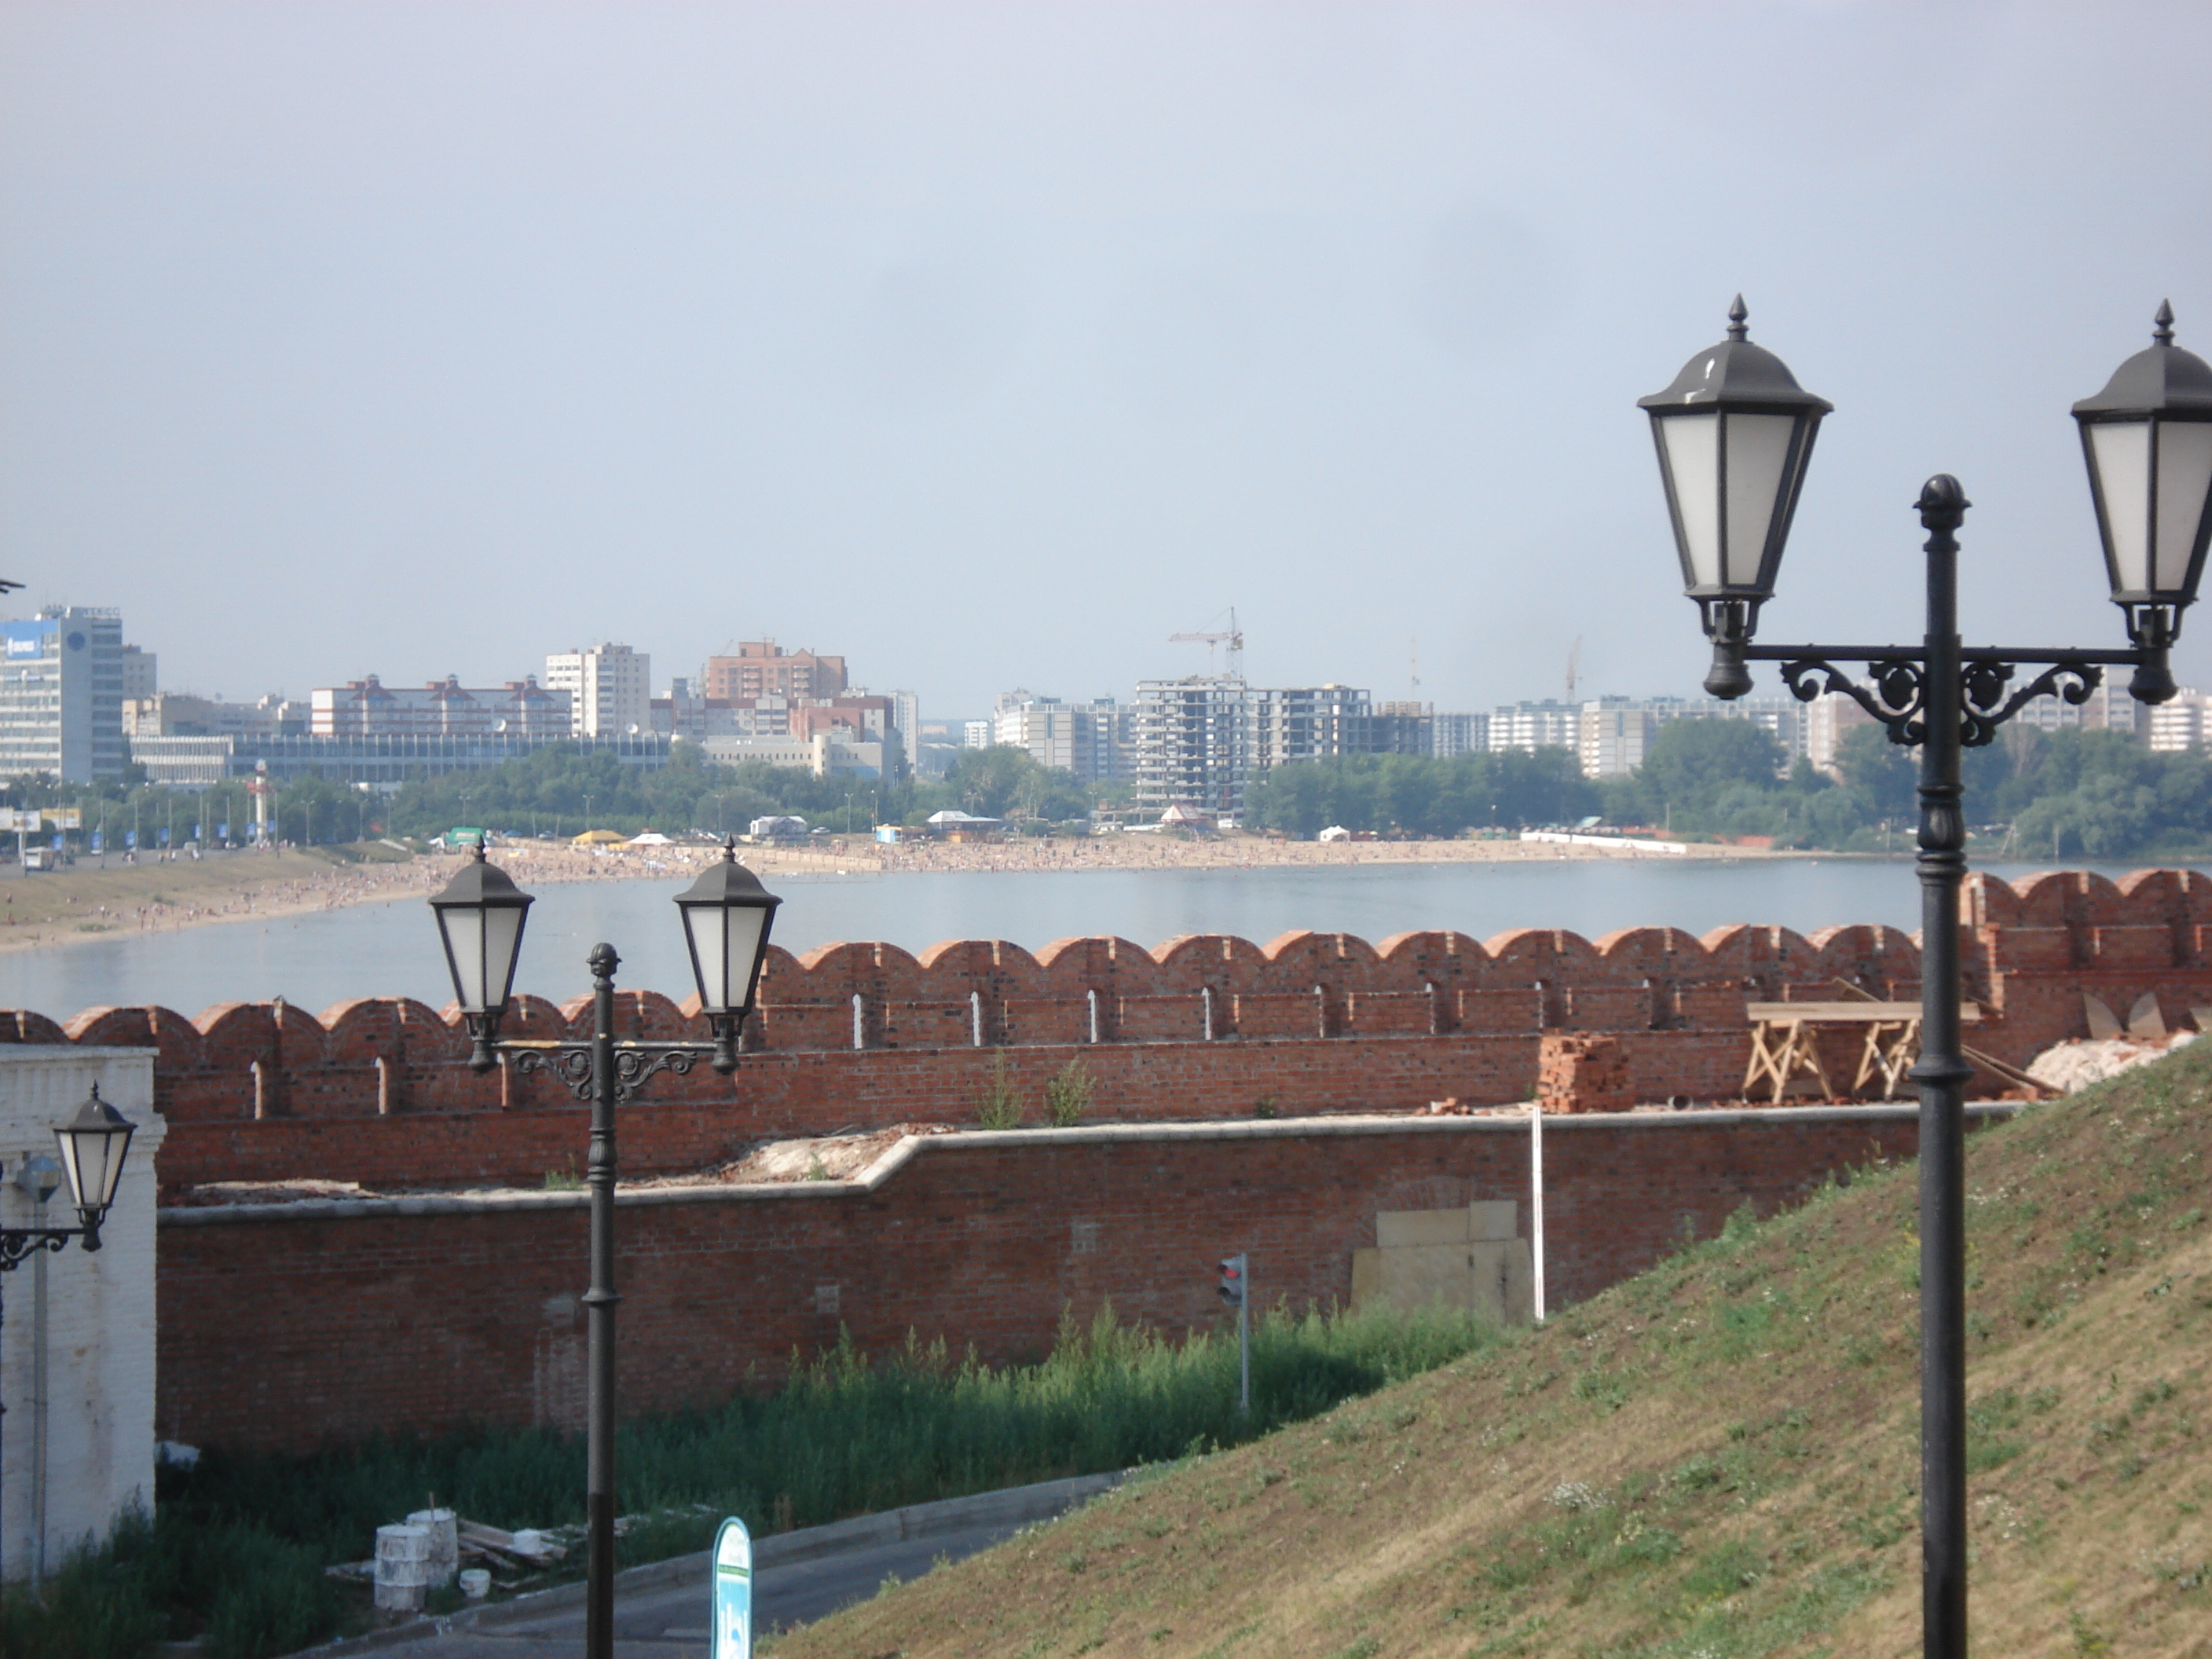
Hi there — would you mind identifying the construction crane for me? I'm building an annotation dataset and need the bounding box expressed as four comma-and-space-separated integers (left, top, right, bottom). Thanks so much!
1169, 607, 1244, 681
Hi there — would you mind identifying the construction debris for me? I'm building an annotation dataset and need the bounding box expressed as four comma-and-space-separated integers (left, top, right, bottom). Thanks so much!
2027, 1030, 2197, 1094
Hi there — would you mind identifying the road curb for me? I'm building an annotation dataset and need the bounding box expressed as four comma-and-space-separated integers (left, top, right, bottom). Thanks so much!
288, 1468, 1129, 1656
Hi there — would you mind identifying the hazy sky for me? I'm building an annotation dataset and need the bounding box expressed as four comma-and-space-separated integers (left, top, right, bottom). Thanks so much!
5, 2, 2212, 719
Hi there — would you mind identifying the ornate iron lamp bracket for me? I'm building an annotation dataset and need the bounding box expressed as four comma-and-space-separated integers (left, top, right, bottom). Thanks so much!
1752, 645, 2118, 749
0, 1229, 80, 1271
506, 1041, 720, 1105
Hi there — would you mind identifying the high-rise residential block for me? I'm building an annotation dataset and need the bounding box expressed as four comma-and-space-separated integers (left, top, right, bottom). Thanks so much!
703, 640, 847, 702
545, 643, 650, 737
1431, 711, 1490, 757
1489, 700, 1582, 755
1133, 676, 1252, 816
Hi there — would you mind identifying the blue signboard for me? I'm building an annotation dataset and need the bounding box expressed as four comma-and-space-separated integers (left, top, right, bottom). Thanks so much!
90, 832, 101, 852
49, 834, 63, 851
157, 826, 170, 847
218, 822, 229, 840
125, 830, 137, 849
711, 1518, 751, 1659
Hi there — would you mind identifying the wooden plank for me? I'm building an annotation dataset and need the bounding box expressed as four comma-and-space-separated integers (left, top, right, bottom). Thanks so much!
1748, 1002, 1979, 1023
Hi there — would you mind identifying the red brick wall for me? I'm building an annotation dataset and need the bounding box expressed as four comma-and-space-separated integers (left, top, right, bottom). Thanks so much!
156, 1106, 1961, 1453
9, 867, 2207, 1198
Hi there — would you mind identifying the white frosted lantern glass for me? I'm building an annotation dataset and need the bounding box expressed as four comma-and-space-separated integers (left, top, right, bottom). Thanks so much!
2154, 422, 2212, 593
2091, 421, 2153, 593
441, 907, 488, 1011
1657, 412, 1721, 588
723, 907, 769, 1009
481, 904, 526, 1009
684, 904, 731, 1009
1721, 414, 1797, 588
57, 1127, 104, 1210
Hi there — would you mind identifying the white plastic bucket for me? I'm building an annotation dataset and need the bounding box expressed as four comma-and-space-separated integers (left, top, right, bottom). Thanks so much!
458, 1569, 491, 1600
373, 1525, 432, 1613
406, 1509, 459, 1584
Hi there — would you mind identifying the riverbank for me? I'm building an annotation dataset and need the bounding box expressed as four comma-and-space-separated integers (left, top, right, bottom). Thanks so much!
0, 831, 1828, 964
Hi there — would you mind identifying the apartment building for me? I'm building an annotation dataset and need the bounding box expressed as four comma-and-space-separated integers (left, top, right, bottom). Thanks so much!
313, 676, 572, 740
1431, 711, 1491, 757
544, 643, 650, 738
119, 644, 156, 701
1577, 697, 1658, 778
0, 607, 130, 783
2148, 688, 2210, 753
1489, 700, 1582, 755
1133, 676, 1251, 816
990, 694, 1130, 783
703, 641, 847, 702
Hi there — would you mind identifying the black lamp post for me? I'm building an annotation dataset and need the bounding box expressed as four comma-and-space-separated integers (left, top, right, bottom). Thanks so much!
2, 1086, 138, 1587
427, 839, 780, 1659
1641, 300, 2212, 1659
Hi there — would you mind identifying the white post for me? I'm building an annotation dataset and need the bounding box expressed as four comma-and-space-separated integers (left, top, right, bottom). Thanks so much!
1531, 1101, 1547, 1324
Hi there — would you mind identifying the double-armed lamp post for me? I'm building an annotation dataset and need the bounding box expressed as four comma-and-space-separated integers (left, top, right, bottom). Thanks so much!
1640, 298, 2212, 1659
427, 840, 782, 1659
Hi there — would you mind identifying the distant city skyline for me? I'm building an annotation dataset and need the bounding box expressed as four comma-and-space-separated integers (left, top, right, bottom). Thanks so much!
5, 5, 2212, 712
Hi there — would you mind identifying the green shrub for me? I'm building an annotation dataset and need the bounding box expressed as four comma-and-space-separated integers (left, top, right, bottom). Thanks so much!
115, 1302, 1498, 1659
973, 1050, 1025, 1130
1042, 1059, 1093, 1128
0, 1507, 167, 1659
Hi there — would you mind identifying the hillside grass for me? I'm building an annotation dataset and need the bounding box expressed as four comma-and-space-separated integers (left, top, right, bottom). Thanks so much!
771, 1042, 2212, 1657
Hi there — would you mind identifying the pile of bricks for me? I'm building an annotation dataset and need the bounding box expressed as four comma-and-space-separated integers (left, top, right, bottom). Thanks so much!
1537, 1032, 1632, 1113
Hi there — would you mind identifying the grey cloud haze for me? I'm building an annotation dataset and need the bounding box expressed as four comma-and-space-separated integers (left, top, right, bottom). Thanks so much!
4, 2, 2210, 716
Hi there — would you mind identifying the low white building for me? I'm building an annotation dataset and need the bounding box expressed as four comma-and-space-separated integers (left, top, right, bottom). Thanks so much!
700, 732, 888, 778
0, 1044, 164, 1581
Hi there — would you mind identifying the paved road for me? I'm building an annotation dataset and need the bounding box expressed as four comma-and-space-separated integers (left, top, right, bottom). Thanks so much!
323, 1474, 1128, 1659
421, 1518, 1027, 1657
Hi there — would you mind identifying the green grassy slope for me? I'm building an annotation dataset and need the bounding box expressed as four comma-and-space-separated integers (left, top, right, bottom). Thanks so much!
769, 1043, 2212, 1658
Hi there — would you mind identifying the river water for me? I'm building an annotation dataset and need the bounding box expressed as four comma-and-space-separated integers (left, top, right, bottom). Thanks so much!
0, 856, 2177, 1023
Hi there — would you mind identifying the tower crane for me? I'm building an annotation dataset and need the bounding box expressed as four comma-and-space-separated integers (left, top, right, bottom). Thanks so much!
1169, 607, 1244, 680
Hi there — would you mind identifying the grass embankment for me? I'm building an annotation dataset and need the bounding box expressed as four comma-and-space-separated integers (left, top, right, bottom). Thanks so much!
775, 1044, 2212, 1658
0, 1305, 1495, 1659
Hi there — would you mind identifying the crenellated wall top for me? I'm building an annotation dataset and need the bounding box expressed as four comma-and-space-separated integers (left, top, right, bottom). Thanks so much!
9, 869, 2207, 1067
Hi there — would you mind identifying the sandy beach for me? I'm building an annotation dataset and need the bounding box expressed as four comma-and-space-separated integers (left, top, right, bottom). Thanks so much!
0, 830, 1797, 961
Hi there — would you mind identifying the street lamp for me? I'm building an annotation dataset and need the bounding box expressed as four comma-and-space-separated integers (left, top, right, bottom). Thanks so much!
426, 839, 781, 1659
1640, 300, 2207, 1659
2, 1086, 139, 1595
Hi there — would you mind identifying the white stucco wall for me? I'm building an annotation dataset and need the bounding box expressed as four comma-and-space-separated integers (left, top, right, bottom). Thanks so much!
0, 1046, 163, 1582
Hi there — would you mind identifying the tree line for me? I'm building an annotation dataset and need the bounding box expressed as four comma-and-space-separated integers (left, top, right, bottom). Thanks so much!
1240, 722, 2212, 858
7, 720, 2206, 856
0, 741, 1097, 847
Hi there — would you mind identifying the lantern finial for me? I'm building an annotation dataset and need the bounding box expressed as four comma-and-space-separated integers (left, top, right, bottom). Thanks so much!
1727, 294, 1749, 342
2155, 299, 2176, 346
